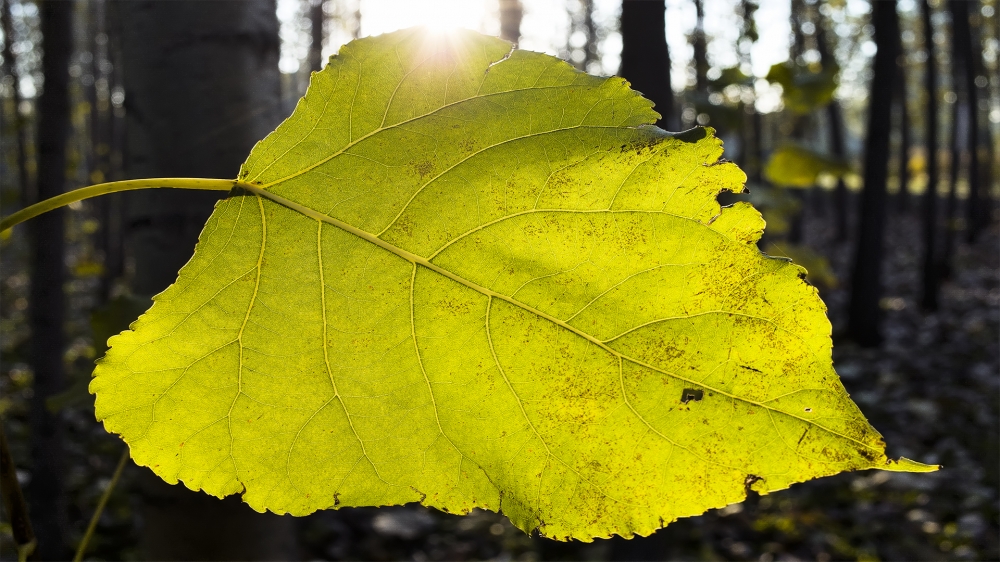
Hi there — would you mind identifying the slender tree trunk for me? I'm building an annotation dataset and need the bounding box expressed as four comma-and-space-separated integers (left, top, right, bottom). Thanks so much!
619, 0, 675, 130
2, 0, 30, 207
847, 0, 899, 347
88, 0, 119, 303
117, 1, 297, 558
737, 0, 760, 181
692, 0, 708, 93
790, 0, 807, 59
499, 0, 523, 44
309, 0, 324, 72
752, 111, 764, 184
816, 15, 849, 241
920, 0, 940, 311
103, 0, 126, 294
896, 48, 911, 212
953, 0, 980, 243
939, 0, 976, 278
28, 0, 73, 558
581, 0, 598, 70
975, 7, 995, 228
941, 93, 963, 279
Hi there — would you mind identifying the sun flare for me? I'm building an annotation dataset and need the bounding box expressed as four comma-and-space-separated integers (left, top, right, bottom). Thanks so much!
360, 0, 491, 37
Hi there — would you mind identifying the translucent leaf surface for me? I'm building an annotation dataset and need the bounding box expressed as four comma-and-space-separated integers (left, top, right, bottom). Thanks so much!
91, 28, 934, 541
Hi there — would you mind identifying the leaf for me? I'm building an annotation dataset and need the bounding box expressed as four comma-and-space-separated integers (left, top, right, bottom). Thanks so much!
709, 66, 753, 90
90, 28, 934, 541
765, 61, 839, 115
765, 243, 838, 290
764, 144, 852, 188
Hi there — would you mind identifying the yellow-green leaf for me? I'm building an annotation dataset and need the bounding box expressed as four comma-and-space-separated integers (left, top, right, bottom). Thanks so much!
766, 61, 839, 115
765, 144, 853, 188
91, 28, 934, 541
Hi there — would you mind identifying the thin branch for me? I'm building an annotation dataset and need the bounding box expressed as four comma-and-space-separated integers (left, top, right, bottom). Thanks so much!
0, 420, 36, 562
73, 450, 129, 562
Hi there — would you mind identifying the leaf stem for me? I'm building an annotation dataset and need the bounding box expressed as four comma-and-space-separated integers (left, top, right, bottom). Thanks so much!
0, 178, 237, 233
73, 449, 129, 562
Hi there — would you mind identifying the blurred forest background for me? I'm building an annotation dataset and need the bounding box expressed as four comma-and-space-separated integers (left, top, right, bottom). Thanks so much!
0, 0, 997, 560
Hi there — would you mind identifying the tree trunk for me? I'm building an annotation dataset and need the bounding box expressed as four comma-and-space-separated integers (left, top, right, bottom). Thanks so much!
619, 0, 675, 130
581, 0, 598, 70
116, 1, 298, 558
499, 0, 523, 44
920, 0, 940, 311
816, 10, 849, 241
309, 0, 324, 72
88, 0, 121, 303
940, 91, 963, 279
847, 0, 898, 347
896, 47, 911, 212
692, 0, 708, 93
953, 0, 980, 243
28, 0, 73, 558
938, 0, 977, 279
2, 0, 30, 206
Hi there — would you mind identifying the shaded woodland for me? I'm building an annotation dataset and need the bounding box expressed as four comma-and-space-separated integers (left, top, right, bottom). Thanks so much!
0, 0, 997, 560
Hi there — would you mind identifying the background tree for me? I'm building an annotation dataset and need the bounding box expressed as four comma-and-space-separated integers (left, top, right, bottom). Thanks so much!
618, 0, 675, 129
1, 0, 29, 207
27, 0, 73, 557
114, 0, 296, 557
816, 5, 850, 241
920, 0, 941, 311
847, 0, 899, 346
309, 0, 326, 72
499, 0, 522, 44
894, 27, 912, 212
952, 0, 980, 244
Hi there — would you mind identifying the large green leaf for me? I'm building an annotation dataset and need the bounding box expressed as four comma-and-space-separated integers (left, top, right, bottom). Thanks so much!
91, 28, 933, 541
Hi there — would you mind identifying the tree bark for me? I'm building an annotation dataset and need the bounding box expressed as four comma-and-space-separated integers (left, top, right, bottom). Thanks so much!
896, 47, 911, 212
309, 0, 324, 72
116, 1, 297, 558
952, 0, 980, 243
937, 0, 977, 278
692, 0, 708, 93
847, 0, 899, 347
2, 0, 30, 206
940, 89, 963, 279
619, 0, 675, 130
88, 0, 121, 303
499, 0, 523, 44
920, 0, 940, 311
816, 9, 849, 241
28, 0, 73, 558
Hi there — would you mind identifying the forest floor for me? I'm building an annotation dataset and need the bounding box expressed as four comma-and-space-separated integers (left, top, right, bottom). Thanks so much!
0, 194, 997, 562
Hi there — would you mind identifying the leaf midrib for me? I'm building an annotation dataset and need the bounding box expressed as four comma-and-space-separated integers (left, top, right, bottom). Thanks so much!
236, 182, 880, 456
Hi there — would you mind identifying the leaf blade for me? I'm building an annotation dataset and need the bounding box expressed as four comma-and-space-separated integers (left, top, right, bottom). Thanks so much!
92, 28, 934, 541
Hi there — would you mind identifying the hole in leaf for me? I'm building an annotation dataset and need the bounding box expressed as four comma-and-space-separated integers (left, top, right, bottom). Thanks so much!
680, 388, 704, 404
804, 407, 812, 413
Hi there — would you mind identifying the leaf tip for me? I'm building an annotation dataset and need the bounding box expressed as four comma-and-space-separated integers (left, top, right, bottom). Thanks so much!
881, 456, 940, 473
